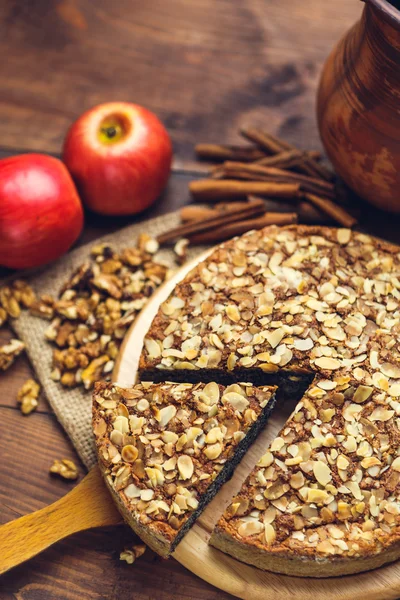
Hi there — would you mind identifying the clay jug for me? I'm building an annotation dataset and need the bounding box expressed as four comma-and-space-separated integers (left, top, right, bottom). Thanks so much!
317, 0, 400, 212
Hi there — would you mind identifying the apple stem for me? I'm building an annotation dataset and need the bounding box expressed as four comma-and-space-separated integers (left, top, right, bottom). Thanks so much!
101, 126, 118, 139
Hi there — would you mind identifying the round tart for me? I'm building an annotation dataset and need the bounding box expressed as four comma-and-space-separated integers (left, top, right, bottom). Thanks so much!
139, 225, 400, 576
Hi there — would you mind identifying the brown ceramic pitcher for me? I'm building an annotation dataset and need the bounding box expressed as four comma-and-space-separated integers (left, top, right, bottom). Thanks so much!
317, 0, 400, 213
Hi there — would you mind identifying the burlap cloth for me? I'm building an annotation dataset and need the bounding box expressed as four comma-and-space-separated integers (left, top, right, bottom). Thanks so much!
12, 211, 207, 469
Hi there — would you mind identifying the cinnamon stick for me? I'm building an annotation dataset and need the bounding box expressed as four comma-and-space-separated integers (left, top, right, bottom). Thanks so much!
180, 202, 250, 222
240, 127, 334, 181
213, 162, 336, 199
246, 195, 331, 225
195, 143, 265, 162
211, 166, 269, 181
189, 179, 300, 202
157, 198, 266, 244
240, 127, 285, 155
297, 201, 332, 224
180, 205, 219, 222
181, 199, 330, 226
211, 167, 276, 182
189, 212, 298, 244
303, 193, 357, 228
255, 149, 321, 169
260, 131, 334, 182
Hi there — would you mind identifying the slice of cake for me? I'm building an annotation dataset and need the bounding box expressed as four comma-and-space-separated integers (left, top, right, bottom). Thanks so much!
210, 376, 400, 577
93, 381, 276, 557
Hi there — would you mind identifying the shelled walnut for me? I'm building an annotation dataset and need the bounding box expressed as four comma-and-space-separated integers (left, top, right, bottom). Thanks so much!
173, 238, 189, 265
17, 379, 41, 415
119, 544, 146, 564
0, 280, 37, 324
0, 281, 35, 373
32, 235, 172, 390
0, 339, 25, 371
49, 459, 79, 480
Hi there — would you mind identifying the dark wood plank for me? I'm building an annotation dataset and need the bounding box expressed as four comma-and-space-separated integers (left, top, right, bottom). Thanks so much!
0, 0, 361, 167
0, 408, 85, 524
0, 327, 47, 413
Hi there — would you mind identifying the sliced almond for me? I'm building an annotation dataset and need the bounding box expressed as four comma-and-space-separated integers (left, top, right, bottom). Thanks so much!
306, 488, 329, 504
257, 451, 274, 467
290, 471, 305, 489
337, 229, 351, 244
222, 392, 249, 412
205, 427, 223, 444
202, 382, 220, 404
177, 455, 194, 480
381, 362, 400, 379
238, 520, 264, 538
314, 357, 341, 370
204, 442, 223, 460
264, 481, 289, 500
353, 385, 373, 404
140, 488, 155, 502
368, 407, 395, 422
264, 523, 276, 545
226, 304, 241, 322
124, 483, 141, 499
313, 460, 332, 486
337, 454, 349, 470
265, 329, 285, 349
263, 506, 276, 525
156, 405, 177, 428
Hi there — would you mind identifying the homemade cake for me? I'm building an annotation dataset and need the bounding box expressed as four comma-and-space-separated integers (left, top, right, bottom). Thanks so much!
138, 225, 400, 575
93, 381, 276, 557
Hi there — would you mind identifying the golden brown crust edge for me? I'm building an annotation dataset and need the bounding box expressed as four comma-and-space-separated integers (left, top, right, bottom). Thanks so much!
210, 526, 400, 578
97, 458, 172, 558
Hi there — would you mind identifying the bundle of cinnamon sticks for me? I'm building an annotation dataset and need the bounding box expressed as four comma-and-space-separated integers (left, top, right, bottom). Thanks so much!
158, 127, 358, 246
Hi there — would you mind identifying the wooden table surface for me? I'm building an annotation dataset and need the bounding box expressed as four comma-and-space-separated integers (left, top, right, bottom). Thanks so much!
0, 1, 371, 599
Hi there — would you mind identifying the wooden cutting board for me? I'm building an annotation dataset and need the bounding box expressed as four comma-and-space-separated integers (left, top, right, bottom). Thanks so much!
113, 251, 400, 600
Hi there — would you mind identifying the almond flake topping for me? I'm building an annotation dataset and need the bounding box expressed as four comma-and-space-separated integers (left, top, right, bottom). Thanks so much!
314, 357, 341, 371
177, 455, 194, 480
313, 460, 332, 487
93, 381, 274, 552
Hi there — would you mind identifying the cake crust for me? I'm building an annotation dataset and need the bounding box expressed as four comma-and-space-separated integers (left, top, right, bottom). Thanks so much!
211, 526, 400, 577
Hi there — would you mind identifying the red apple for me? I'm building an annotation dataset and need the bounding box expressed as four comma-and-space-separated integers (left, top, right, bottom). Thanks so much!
62, 102, 172, 216
0, 154, 84, 269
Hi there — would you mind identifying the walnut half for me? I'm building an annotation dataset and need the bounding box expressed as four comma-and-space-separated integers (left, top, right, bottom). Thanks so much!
0, 339, 25, 371
49, 459, 79, 481
119, 544, 146, 564
17, 379, 40, 415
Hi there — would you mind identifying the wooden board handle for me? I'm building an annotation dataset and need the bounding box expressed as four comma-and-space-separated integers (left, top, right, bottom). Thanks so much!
0, 465, 121, 575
